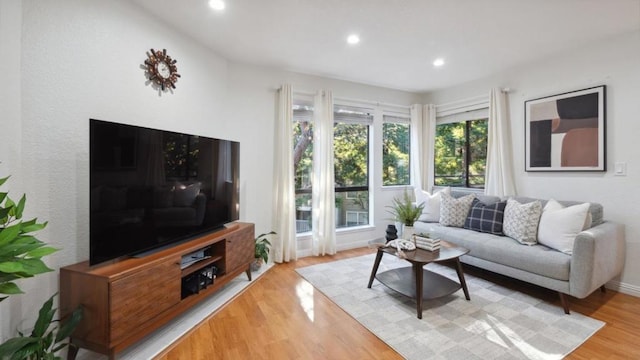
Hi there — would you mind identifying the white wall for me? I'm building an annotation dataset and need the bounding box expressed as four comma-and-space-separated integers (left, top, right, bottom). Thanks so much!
0, 0, 24, 343
0, 0, 420, 342
2, 0, 232, 341
424, 30, 640, 295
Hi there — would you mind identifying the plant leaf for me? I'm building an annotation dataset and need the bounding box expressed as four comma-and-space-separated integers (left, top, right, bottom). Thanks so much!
55, 306, 83, 343
15, 194, 26, 220
0, 261, 25, 273
0, 206, 10, 224
0, 222, 22, 246
0, 176, 9, 187
0, 242, 45, 257
32, 295, 55, 337
0, 337, 37, 359
0, 281, 24, 295
26, 246, 58, 259
21, 221, 47, 234
17, 258, 54, 275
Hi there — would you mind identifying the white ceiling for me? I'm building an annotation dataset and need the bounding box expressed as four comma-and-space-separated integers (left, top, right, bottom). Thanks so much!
133, 0, 640, 93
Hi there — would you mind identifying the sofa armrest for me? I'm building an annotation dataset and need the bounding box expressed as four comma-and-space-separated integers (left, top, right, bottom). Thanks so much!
569, 221, 625, 298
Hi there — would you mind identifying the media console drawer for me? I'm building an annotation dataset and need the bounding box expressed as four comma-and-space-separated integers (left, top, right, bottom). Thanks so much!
60, 222, 255, 359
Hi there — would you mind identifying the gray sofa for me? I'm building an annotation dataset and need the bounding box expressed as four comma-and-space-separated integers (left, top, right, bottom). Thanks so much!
413, 194, 625, 314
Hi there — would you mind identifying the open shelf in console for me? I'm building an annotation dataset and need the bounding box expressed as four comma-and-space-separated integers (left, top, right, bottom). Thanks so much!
180, 240, 226, 299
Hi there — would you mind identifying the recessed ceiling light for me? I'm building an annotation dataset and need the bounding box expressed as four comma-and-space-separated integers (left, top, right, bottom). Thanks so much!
433, 58, 445, 67
208, 0, 225, 11
347, 34, 360, 45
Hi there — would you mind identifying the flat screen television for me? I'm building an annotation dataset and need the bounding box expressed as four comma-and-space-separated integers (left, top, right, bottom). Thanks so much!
89, 119, 240, 265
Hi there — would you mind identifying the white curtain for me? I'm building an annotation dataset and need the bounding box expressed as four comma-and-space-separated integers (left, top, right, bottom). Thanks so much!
311, 90, 336, 256
485, 88, 517, 197
272, 84, 297, 263
410, 104, 437, 191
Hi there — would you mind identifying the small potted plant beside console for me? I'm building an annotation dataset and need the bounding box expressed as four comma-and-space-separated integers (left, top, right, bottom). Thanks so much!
252, 231, 275, 271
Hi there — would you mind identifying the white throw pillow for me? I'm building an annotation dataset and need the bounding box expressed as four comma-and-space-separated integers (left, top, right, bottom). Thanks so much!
503, 198, 542, 245
173, 182, 201, 207
414, 187, 451, 222
537, 199, 590, 254
439, 193, 475, 227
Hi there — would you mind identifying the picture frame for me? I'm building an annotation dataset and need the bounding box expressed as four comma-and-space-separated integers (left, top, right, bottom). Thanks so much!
525, 85, 606, 172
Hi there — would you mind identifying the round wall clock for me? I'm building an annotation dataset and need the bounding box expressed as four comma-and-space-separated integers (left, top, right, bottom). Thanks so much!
144, 48, 180, 91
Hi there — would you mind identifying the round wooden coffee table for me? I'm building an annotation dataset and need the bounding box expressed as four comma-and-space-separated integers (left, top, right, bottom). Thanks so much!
367, 238, 470, 319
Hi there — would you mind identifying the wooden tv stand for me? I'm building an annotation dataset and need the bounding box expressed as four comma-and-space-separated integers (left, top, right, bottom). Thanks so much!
59, 222, 255, 360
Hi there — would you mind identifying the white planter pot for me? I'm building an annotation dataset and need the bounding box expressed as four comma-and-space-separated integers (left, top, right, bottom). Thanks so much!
403, 225, 415, 240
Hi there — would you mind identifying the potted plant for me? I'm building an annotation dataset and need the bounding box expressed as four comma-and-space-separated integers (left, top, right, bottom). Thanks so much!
386, 189, 424, 240
0, 175, 82, 359
252, 231, 276, 271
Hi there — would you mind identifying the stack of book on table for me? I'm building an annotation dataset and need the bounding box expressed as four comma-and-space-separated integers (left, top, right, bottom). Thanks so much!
413, 234, 440, 251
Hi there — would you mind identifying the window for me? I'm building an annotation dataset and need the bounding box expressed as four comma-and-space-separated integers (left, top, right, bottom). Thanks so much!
334, 105, 371, 229
434, 118, 487, 188
346, 211, 368, 226
164, 133, 199, 180
292, 102, 372, 233
293, 103, 314, 233
382, 115, 410, 186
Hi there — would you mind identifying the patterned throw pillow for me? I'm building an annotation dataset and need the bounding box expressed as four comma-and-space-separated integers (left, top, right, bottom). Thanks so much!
439, 193, 475, 227
464, 198, 507, 235
503, 198, 542, 245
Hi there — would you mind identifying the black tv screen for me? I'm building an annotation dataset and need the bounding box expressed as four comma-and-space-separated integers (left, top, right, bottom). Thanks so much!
89, 119, 240, 265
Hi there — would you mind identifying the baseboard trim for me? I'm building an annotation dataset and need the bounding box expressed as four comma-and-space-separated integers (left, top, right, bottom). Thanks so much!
607, 280, 640, 297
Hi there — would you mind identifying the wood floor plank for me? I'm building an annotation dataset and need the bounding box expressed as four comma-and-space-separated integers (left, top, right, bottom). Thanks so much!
156, 247, 640, 360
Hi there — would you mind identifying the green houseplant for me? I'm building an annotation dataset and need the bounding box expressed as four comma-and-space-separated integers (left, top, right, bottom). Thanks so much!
0, 175, 82, 359
386, 189, 424, 227
386, 189, 424, 239
252, 231, 275, 271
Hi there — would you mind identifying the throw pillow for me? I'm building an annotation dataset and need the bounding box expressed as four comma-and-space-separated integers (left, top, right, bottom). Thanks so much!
464, 198, 507, 235
537, 199, 590, 255
503, 198, 542, 245
439, 193, 475, 227
174, 182, 201, 207
414, 187, 451, 222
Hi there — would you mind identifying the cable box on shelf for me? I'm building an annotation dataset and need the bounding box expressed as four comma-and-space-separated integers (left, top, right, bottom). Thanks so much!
180, 247, 212, 269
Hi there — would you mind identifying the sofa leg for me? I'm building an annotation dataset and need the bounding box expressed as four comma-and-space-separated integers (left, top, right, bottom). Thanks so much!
558, 292, 570, 314
600, 285, 607, 293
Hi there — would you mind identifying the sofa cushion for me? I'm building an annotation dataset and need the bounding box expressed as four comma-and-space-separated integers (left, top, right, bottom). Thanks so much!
503, 198, 542, 245
415, 223, 571, 281
464, 198, 507, 235
415, 187, 450, 222
538, 199, 590, 254
507, 196, 602, 228
439, 193, 475, 227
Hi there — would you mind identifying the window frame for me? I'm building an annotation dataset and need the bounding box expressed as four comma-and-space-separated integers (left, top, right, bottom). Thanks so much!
434, 106, 489, 190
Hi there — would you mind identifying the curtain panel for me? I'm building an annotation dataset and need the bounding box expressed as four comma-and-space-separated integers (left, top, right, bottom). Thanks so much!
272, 84, 297, 263
312, 90, 337, 256
485, 88, 517, 197
410, 104, 436, 191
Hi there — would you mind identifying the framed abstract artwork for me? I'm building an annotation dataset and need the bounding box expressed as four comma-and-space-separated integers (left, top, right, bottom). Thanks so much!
525, 85, 606, 172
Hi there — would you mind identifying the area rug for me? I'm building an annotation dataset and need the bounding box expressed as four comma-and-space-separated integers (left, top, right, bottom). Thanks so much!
296, 254, 604, 360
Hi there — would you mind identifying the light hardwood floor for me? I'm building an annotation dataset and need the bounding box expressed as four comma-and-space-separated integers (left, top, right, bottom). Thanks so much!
157, 247, 640, 359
